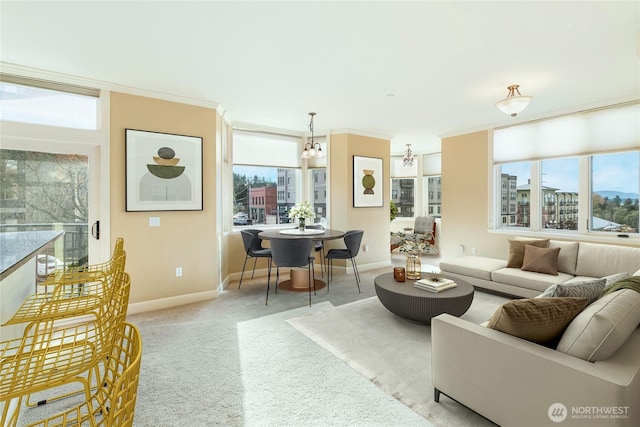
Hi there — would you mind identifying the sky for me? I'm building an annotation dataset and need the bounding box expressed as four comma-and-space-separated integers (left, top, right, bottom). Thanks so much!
233, 165, 278, 183
501, 152, 639, 196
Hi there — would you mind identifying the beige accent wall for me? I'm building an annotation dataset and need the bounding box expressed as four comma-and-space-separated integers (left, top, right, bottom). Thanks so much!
110, 92, 219, 305
326, 133, 391, 269
441, 130, 509, 260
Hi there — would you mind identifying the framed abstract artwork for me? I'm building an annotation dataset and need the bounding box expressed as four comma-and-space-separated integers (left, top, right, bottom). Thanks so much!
353, 155, 383, 207
125, 129, 203, 211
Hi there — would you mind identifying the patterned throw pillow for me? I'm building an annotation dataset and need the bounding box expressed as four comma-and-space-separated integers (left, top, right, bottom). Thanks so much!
538, 278, 606, 304
487, 297, 589, 344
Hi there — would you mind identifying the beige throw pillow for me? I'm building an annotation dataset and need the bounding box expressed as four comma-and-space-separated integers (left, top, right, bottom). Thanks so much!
520, 245, 561, 275
487, 297, 589, 344
506, 239, 550, 268
557, 289, 640, 361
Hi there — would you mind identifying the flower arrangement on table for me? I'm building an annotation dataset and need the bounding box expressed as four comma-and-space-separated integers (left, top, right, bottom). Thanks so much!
391, 230, 432, 255
288, 201, 315, 231
391, 230, 433, 280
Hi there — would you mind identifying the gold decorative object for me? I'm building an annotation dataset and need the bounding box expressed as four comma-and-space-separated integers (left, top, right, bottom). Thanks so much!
406, 254, 421, 280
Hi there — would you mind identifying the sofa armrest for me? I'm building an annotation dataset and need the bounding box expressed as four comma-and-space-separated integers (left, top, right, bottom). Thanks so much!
431, 314, 640, 427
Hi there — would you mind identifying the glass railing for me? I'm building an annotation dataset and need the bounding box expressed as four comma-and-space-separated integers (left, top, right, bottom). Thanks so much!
0, 223, 88, 267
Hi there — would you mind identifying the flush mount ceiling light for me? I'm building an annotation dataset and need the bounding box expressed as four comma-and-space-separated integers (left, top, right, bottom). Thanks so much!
300, 112, 324, 159
496, 84, 533, 117
403, 144, 415, 167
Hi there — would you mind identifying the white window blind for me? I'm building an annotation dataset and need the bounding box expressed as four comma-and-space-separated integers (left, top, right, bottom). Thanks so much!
493, 102, 640, 163
233, 130, 302, 168
391, 156, 418, 177
422, 153, 442, 175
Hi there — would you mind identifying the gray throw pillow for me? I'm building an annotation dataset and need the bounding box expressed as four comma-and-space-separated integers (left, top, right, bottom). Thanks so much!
538, 278, 606, 304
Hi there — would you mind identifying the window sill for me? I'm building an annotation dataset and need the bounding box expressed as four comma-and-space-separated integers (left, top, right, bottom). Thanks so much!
489, 228, 640, 245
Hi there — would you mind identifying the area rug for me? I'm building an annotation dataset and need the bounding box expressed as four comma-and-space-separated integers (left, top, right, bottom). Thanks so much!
236, 301, 432, 427
287, 292, 510, 427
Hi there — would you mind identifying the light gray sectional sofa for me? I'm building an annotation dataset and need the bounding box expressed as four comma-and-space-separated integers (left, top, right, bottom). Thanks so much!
439, 238, 640, 298
433, 239, 640, 426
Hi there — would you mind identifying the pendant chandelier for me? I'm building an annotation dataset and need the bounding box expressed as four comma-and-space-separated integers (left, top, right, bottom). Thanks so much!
496, 84, 533, 117
403, 144, 415, 167
300, 112, 324, 159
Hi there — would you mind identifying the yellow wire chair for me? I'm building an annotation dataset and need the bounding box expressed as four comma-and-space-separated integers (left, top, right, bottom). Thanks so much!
38, 238, 125, 289
3, 252, 126, 327
0, 271, 131, 426
25, 322, 142, 427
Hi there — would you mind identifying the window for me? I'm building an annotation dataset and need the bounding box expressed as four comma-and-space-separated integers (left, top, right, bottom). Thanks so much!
0, 75, 99, 130
498, 162, 530, 227
232, 130, 302, 227
390, 153, 443, 219
541, 158, 579, 229
591, 152, 639, 233
391, 178, 415, 217
423, 154, 442, 219
493, 102, 639, 236
309, 168, 327, 224
390, 156, 418, 218
425, 176, 442, 219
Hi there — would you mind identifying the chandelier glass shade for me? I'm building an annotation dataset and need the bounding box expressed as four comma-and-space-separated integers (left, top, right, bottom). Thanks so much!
403, 144, 414, 167
496, 84, 533, 117
300, 112, 324, 159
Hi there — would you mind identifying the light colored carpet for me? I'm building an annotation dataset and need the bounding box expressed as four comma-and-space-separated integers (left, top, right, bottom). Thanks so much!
287, 292, 510, 427
236, 302, 432, 427
14, 259, 504, 427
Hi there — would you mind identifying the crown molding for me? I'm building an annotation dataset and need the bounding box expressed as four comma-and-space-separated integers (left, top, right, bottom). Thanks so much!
330, 128, 392, 141
0, 62, 219, 110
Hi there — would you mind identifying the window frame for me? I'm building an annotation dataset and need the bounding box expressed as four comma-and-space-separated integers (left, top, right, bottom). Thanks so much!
493, 153, 639, 241
231, 127, 328, 231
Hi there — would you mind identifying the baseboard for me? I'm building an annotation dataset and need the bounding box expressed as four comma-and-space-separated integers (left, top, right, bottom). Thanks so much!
128, 289, 218, 315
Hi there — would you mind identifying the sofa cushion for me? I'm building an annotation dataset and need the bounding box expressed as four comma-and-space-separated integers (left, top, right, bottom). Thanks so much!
538, 278, 606, 304
521, 245, 560, 275
557, 289, 640, 361
487, 297, 589, 344
506, 239, 549, 268
575, 242, 640, 278
548, 240, 579, 275
439, 256, 507, 281
491, 268, 572, 293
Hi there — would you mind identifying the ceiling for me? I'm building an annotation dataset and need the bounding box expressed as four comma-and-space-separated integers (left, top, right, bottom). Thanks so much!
1, 1, 639, 155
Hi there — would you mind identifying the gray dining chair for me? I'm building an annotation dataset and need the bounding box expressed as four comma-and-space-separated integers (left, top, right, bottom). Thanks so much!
306, 224, 326, 277
239, 229, 272, 289
325, 229, 364, 293
268, 238, 315, 306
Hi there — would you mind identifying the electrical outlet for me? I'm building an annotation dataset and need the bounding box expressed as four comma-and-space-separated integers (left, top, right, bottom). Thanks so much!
471, 247, 477, 255
176, 267, 183, 277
